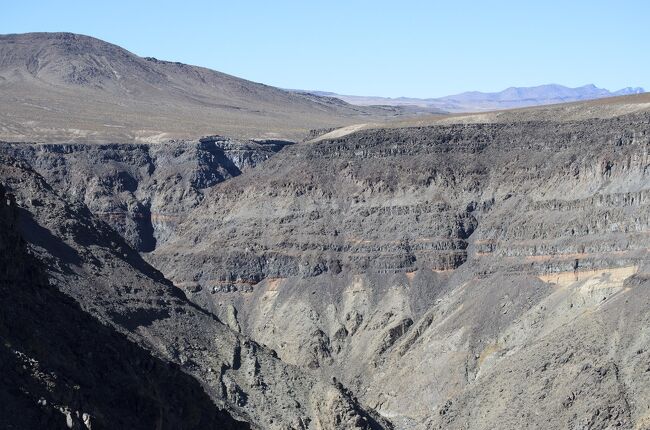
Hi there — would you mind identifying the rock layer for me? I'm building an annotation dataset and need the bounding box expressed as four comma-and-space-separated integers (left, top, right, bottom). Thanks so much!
0, 136, 292, 251
150, 112, 650, 428
3, 108, 650, 429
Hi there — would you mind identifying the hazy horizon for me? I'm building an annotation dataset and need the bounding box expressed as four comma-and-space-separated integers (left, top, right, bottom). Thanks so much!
296, 83, 645, 99
2, 0, 649, 98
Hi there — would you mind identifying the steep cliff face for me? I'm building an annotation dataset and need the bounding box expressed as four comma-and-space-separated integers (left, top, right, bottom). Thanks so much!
0, 158, 391, 430
0, 183, 249, 430
3, 109, 650, 429
152, 114, 650, 288
0, 136, 292, 251
147, 112, 650, 428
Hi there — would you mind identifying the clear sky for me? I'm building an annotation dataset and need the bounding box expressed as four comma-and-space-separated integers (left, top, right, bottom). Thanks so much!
2, 0, 648, 98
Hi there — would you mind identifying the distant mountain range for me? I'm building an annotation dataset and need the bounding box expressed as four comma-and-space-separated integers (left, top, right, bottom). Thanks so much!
295, 84, 646, 113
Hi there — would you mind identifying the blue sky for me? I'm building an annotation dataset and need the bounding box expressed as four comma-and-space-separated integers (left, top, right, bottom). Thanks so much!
2, 0, 648, 97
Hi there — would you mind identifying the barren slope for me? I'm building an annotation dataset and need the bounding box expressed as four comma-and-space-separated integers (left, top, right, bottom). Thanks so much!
0, 32, 407, 143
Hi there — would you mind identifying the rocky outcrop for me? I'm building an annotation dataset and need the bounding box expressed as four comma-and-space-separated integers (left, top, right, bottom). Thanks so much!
0, 136, 292, 251
0, 183, 249, 430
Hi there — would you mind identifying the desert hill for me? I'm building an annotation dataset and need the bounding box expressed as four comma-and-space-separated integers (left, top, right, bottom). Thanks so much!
0, 32, 408, 143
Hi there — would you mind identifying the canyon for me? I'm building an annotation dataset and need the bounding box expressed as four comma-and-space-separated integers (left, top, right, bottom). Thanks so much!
2, 32, 650, 429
